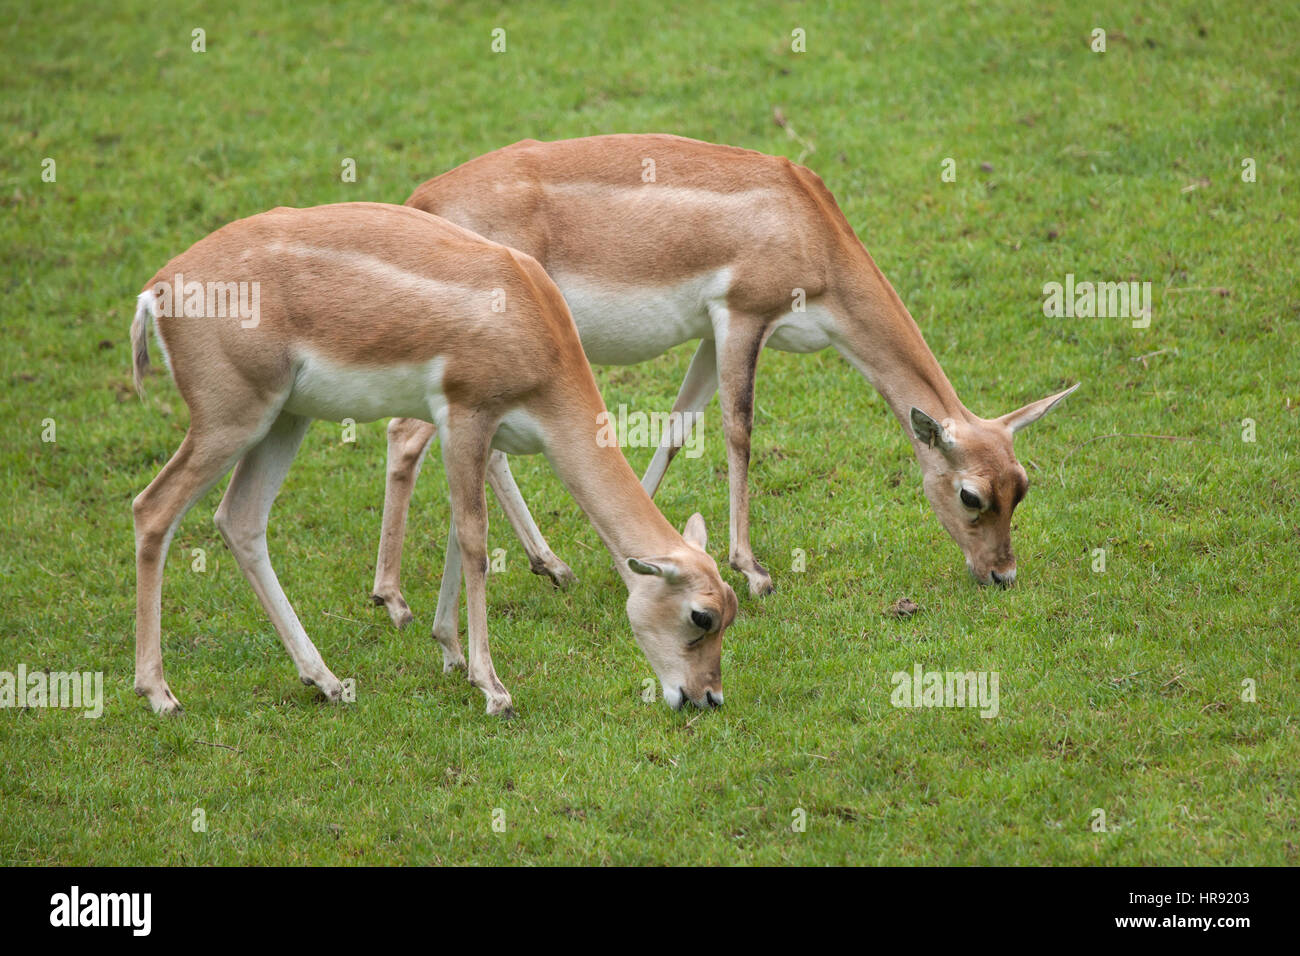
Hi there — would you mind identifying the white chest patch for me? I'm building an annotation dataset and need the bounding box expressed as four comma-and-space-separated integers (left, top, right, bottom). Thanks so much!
766, 302, 834, 354
554, 269, 730, 365
282, 349, 448, 424
492, 407, 546, 455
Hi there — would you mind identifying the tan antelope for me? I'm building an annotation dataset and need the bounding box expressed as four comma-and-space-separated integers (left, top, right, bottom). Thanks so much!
129, 202, 736, 716
371, 134, 1078, 624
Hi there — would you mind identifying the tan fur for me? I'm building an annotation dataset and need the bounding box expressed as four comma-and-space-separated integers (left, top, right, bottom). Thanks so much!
131, 202, 734, 716
375, 135, 1076, 600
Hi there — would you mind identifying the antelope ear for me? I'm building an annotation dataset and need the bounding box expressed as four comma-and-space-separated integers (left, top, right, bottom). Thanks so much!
682, 512, 708, 550
910, 407, 956, 452
999, 382, 1081, 435
627, 557, 681, 581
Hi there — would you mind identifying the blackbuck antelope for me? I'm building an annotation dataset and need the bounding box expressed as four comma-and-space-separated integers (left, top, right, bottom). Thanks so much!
130, 202, 736, 716
371, 134, 1078, 622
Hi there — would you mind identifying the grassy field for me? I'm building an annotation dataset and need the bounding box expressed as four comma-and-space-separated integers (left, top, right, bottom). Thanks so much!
2, 0, 1297, 865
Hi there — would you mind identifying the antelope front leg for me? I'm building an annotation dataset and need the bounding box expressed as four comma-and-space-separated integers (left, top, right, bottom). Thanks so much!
641, 338, 719, 497
441, 413, 513, 716
486, 450, 574, 588
716, 315, 774, 596
372, 417, 437, 629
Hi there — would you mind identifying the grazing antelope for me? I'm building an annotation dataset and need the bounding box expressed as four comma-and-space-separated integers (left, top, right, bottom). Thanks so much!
129, 202, 736, 716
371, 133, 1078, 624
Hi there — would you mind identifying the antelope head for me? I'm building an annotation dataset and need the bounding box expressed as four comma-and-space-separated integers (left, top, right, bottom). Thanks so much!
909, 384, 1079, 586
625, 513, 738, 710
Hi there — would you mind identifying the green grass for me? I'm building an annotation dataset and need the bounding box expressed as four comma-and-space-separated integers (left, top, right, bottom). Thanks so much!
2, 0, 1297, 865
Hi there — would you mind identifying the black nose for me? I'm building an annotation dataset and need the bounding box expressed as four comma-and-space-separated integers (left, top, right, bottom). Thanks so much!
705, 690, 721, 708
990, 570, 1010, 587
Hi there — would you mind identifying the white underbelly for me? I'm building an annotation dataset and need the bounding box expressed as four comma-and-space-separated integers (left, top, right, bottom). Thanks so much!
283, 349, 542, 455
555, 269, 728, 365
282, 351, 447, 423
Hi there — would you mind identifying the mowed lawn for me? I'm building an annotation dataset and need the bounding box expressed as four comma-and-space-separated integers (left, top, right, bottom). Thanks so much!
1, 0, 1297, 865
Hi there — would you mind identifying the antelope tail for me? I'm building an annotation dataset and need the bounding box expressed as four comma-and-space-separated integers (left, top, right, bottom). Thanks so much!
130, 290, 155, 399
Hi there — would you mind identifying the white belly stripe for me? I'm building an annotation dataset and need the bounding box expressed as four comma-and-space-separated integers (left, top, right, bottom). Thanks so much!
282, 349, 447, 424
554, 269, 730, 365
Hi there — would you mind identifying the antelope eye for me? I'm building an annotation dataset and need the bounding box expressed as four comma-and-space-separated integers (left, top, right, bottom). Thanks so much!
690, 609, 714, 632
960, 488, 982, 510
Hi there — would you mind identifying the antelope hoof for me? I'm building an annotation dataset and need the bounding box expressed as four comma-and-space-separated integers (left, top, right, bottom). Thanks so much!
433, 630, 466, 673
372, 591, 414, 630
137, 682, 183, 716
476, 677, 514, 717
302, 673, 344, 702
531, 554, 576, 590
732, 560, 774, 597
